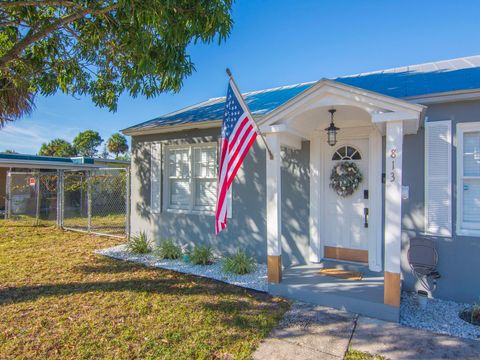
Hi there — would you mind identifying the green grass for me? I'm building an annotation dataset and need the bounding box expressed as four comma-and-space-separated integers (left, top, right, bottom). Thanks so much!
8, 213, 126, 236
0, 222, 289, 359
345, 349, 387, 360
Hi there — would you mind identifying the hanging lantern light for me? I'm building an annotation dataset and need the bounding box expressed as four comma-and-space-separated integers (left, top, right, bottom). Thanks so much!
325, 109, 339, 146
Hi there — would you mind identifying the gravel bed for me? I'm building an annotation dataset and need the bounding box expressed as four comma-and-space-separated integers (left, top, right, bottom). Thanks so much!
400, 292, 480, 340
95, 244, 268, 292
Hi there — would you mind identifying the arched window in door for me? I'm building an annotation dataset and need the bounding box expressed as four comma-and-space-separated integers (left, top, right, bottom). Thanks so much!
332, 145, 362, 161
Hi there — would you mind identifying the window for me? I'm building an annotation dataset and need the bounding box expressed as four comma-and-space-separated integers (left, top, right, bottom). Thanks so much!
332, 145, 362, 160
164, 144, 217, 213
457, 123, 480, 235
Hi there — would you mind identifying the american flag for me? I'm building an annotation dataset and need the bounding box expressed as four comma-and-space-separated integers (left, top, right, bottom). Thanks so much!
215, 79, 258, 235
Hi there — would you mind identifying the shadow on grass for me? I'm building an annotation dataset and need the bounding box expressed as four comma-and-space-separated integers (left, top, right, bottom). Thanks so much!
73, 260, 141, 274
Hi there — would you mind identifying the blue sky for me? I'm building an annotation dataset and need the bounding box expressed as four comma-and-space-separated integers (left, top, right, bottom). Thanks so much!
2, 0, 480, 154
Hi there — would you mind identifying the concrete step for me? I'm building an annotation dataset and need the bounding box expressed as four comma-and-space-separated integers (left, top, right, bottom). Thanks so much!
269, 282, 399, 322
321, 260, 371, 273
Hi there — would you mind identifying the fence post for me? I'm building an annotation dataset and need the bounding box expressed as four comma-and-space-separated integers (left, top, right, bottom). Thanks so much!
5, 171, 11, 220
35, 173, 40, 225
61, 170, 65, 228
87, 171, 92, 233
56, 170, 63, 228
125, 168, 131, 240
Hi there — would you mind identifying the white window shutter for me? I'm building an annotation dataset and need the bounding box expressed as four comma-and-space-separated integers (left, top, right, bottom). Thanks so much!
150, 142, 162, 213
425, 120, 452, 236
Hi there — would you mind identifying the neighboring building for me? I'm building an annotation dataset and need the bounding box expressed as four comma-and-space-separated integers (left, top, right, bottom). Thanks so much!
123, 55, 480, 322
0, 153, 129, 213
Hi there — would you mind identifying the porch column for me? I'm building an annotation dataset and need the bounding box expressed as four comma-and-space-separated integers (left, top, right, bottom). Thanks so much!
384, 121, 403, 307
266, 133, 282, 283
309, 133, 322, 262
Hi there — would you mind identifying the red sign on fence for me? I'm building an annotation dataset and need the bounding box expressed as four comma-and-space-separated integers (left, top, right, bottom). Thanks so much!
29, 177, 36, 187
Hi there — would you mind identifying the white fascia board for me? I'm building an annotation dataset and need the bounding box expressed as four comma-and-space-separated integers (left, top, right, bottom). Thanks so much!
371, 111, 419, 123
405, 89, 480, 105
122, 120, 222, 136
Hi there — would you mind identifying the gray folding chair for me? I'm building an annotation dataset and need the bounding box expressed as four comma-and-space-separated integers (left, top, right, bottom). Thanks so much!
407, 237, 441, 293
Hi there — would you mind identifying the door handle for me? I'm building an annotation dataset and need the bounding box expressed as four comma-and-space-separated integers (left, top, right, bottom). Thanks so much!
364, 208, 369, 228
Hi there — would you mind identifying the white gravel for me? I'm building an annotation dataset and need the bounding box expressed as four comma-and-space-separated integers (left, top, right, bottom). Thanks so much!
95, 244, 268, 292
400, 292, 480, 340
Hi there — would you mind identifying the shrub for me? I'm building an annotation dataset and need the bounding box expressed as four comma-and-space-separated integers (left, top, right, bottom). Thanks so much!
126, 231, 152, 254
156, 239, 182, 260
189, 245, 213, 265
472, 303, 480, 324
223, 250, 257, 275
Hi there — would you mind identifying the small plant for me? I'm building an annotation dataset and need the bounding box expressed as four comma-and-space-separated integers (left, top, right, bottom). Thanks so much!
223, 250, 257, 275
189, 245, 213, 265
471, 302, 480, 324
126, 231, 152, 254
459, 298, 480, 326
156, 239, 182, 260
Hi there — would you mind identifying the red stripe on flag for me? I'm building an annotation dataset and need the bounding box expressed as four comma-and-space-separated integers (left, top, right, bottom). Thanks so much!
227, 133, 257, 188
227, 124, 254, 170
228, 116, 249, 152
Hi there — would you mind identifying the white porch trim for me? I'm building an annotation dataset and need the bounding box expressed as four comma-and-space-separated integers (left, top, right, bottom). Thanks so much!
368, 128, 383, 272
309, 131, 323, 263
261, 80, 423, 295
384, 121, 404, 307
266, 133, 282, 283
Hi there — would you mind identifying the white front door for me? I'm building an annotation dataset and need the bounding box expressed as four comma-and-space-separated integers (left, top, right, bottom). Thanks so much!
323, 139, 370, 255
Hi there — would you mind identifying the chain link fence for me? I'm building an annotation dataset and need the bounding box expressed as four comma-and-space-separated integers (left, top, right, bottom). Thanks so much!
5, 168, 129, 238
5, 172, 59, 226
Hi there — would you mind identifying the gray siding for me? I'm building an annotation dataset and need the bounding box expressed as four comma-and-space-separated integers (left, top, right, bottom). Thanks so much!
131, 128, 268, 260
130, 128, 311, 266
281, 143, 311, 267
401, 100, 480, 303
130, 99, 480, 304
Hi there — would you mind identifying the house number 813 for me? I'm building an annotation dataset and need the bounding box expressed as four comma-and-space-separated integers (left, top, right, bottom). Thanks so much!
390, 148, 397, 182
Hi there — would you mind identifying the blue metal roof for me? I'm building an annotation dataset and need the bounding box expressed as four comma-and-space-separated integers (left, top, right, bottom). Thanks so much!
1, 153, 98, 165
125, 55, 480, 132
0, 153, 79, 163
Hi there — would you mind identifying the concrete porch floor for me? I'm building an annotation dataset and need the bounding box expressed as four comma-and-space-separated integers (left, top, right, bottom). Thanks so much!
268, 261, 399, 322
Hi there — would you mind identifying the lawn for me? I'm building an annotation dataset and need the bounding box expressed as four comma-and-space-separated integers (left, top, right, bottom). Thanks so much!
0, 222, 289, 359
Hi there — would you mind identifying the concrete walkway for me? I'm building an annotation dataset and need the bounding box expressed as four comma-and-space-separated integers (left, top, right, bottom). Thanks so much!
253, 302, 480, 360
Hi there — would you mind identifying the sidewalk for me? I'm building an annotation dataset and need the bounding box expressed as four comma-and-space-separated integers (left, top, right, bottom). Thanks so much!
253, 302, 480, 360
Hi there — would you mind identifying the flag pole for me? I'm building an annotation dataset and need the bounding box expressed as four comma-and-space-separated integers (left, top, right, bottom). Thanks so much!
226, 68, 274, 160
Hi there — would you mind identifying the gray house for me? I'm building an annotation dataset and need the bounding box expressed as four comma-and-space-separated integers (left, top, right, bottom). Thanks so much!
123, 55, 480, 322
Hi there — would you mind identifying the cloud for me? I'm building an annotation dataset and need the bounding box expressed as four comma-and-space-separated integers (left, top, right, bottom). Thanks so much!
0, 119, 80, 154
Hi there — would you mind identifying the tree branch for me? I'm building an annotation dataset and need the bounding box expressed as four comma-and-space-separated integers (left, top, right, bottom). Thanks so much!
0, 3, 118, 70
0, 1, 82, 9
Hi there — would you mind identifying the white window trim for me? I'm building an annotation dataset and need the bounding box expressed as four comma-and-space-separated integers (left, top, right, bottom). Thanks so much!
456, 122, 480, 236
150, 142, 162, 214
424, 120, 452, 237
161, 142, 232, 217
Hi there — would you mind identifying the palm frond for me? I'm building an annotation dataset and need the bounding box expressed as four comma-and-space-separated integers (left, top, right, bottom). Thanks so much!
0, 77, 35, 127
